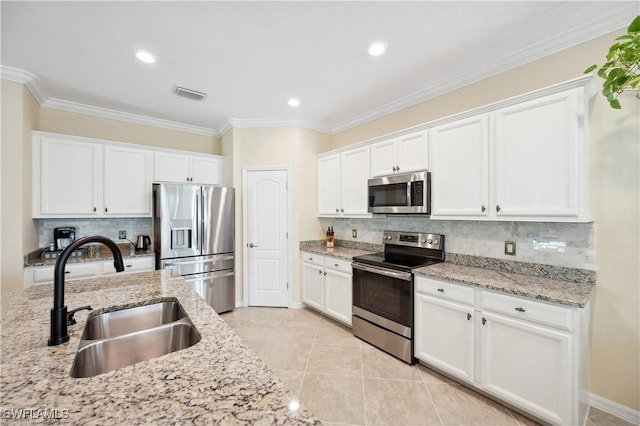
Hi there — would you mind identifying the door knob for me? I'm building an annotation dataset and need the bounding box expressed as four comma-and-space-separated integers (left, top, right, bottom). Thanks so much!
248, 243, 258, 248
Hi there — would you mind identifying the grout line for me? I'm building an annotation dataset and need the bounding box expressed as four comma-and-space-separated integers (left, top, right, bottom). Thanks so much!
422, 380, 444, 426
360, 341, 368, 426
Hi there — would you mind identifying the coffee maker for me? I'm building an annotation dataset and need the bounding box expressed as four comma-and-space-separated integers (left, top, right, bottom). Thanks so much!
54, 227, 76, 250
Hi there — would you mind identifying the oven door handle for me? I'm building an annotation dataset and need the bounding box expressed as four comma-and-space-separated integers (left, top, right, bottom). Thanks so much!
352, 263, 412, 281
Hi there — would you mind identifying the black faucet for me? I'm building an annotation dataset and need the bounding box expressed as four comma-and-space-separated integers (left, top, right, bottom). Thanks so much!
48, 236, 125, 346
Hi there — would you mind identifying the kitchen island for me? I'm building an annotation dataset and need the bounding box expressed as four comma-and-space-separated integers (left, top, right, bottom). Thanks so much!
0, 270, 320, 425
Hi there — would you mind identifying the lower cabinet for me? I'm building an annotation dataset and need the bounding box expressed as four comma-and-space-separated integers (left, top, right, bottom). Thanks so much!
24, 257, 155, 287
301, 251, 352, 326
414, 276, 589, 426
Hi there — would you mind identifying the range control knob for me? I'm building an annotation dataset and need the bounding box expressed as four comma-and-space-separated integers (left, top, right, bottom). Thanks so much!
421, 239, 427, 243
385, 235, 393, 240
427, 238, 433, 244
433, 239, 439, 245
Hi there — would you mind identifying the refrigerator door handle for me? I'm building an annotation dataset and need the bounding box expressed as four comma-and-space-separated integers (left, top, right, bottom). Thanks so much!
163, 256, 234, 267
183, 270, 235, 281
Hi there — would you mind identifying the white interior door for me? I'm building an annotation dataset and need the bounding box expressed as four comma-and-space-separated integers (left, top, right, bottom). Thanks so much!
245, 169, 289, 307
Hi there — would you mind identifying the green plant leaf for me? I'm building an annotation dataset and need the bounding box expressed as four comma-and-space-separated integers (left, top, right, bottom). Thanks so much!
610, 99, 621, 109
627, 75, 640, 88
628, 15, 640, 33
584, 64, 597, 73
616, 35, 633, 41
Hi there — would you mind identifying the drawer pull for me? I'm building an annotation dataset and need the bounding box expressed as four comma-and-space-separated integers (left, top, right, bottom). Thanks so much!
126, 265, 133, 268
308, 257, 313, 261
515, 307, 526, 312
334, 263, 339, 267
437, 288, 444, 292
65, 271, 71, 274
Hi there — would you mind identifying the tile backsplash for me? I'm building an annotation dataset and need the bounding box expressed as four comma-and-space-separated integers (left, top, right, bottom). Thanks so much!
319, 217, 595, 270
38, 218, 152, 247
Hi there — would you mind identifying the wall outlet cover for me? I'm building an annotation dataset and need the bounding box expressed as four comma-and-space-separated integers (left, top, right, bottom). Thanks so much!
504, 241, 516, 256
119, 230, 127, 239
352, 229, 357, 238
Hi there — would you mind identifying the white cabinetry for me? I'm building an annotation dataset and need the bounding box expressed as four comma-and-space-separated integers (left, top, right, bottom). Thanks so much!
35, 136, 102, 216
414, 276, 589, 426
34, 135, 152, 218
317, 146, 370, 217
429, 87, 589, 222
103, 145, 152, 216
370, 130, 429, 177
301, 252, 352, 326
154, 152, 222, 184
430, 115, 489, 217
24, 257, 155, 287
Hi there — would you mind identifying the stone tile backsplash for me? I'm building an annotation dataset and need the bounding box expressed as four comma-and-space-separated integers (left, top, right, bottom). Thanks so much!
38, 218, 152, 247
319, 217, 595, 270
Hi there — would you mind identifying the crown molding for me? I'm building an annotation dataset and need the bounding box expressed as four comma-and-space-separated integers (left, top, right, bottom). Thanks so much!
330, 5, 635, 134
42, 98, 218, 137
222, 117, 333, 134
1, 65, 47, 104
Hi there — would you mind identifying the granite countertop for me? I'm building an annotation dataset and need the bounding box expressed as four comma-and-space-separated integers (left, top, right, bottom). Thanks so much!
299, 240, 381, 261
414, 262, 594, 308
24, 244, 155, 268
0, 271, 320, 425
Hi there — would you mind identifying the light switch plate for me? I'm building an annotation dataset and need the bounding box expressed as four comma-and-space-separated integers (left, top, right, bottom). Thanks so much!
352, 229, 357, 238
504, 241, 516, 256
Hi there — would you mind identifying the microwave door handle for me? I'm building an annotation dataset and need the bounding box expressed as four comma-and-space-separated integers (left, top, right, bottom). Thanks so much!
407, 182, 412, 206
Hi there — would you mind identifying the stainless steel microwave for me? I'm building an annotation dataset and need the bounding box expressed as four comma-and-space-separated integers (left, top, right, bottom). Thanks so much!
367, 171, 431, 214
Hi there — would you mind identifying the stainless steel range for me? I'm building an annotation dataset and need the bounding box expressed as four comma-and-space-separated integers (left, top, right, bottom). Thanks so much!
351, 231, 445, 364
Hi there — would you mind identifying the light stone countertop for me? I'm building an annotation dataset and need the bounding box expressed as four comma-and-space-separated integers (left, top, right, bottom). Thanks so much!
24, 244, 155, 268
414, 262, 594, 308
300, 245, 378, 261
0, 271, 320, 425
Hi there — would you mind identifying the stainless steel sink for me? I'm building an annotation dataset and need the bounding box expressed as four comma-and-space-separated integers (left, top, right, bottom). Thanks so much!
81, 301, 187, 340
70, 300, 201, 378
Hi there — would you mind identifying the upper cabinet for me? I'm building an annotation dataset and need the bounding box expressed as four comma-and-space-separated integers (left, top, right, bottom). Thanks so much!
429, 85, 590, 222
370, 130, 429, 177
33, 132, 224, 218
317, 146, 370, 217
154, 152, 222, 185
430, 114, 489, 217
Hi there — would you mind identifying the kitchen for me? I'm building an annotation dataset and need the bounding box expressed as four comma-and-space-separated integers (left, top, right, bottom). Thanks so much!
1, 2, 638, 425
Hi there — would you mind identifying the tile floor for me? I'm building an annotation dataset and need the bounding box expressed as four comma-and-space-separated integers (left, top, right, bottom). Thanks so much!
220, 307, 634, 426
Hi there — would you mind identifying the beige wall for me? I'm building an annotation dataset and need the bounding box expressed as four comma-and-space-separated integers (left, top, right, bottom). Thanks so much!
332, 30, 640, 411
39, 108, 220, 154
222, 127, 331, 305
1, 80, 39, 293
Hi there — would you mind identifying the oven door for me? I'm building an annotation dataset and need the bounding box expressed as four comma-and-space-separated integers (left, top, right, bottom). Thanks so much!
352, 262, 413, 335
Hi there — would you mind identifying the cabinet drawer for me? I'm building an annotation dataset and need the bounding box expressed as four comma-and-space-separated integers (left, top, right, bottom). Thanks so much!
33, 262, 99, 283
415, 276, 475, 306
102, 257, 154, 275
481, 290, 573, 331
301, 251, 324, 267
324, 257, 352, 274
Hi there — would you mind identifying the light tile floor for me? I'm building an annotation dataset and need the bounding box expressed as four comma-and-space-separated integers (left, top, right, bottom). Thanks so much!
220, 307, 634, 426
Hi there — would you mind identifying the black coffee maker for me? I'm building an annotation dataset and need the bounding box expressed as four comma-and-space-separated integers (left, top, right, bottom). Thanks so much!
54, 227, 76, 250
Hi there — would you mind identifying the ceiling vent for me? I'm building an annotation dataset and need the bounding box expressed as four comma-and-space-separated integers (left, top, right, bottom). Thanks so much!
174, 86, 207, 102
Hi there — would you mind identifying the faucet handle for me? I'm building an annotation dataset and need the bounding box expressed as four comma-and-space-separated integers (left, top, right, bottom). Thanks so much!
67, 305, 93, 326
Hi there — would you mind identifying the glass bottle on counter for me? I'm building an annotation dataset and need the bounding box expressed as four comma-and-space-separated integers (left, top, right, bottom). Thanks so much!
326, 226, 334, 248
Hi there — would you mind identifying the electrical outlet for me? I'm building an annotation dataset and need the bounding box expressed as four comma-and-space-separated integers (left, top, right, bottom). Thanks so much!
504, 241, 516, 256
119, 230, 127, 240
352, 229, 357, 238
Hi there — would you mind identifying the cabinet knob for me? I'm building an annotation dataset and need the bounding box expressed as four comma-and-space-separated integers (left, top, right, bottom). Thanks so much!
105, 207, 108, 213
496, 205, 501, 212
340, 208, 344, 213
514, 307, 526, 312
437, 288, 444, 293
334, 263, 339, 267
318, 270, 322, 275
481, 205, 486, 212
93, 207, 97, 212
482, 317, 487, 325
392, 166, 397, 172
336, 208, 340, 213
467, 313, 472, 321
126, 265, 133, 268
308, 257, 313, 261
396, 165, 400, 171
324, 272, 327, 276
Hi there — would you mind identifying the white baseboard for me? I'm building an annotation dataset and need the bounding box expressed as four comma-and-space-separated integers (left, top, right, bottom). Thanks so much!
235, 299, 247, 308
590, 393, 640, 425
288, 302, 305, 309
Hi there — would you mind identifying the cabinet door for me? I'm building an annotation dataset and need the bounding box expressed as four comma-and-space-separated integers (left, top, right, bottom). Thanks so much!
396, 130, 429, 173
430, 115, 489, 217
340, 146, 370, 217
190, 156, 222, 185
154, 152, 190, 183
302, 262, 324, 311
103, 146, 152, 216
415, 292, 474, 383
493, 89, 581, 218
324, 268, 352, 326
317, 154, 341, 216
370, 139, 397, 177
38, 137, 101, 215
479, 312, 571, 425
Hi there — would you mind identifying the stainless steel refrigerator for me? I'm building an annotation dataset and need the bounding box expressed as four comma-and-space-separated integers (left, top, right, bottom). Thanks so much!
153, 183, 235, 313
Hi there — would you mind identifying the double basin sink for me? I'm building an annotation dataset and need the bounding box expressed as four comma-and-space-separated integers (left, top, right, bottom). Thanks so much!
70, 298, 201, 378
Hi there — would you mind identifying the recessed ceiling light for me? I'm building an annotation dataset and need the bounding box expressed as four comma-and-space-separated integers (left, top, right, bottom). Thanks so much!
136, 50, 156, 64
288, 98, 300, 107
368, 41, 388, 57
